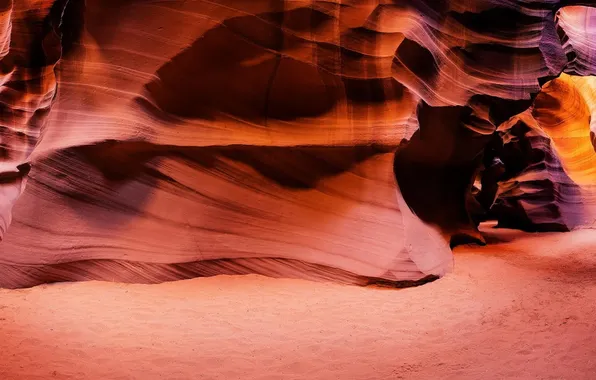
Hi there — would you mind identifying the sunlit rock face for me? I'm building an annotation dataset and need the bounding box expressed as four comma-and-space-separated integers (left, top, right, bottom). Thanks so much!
481, 73, 596, 232
0, 0, 595, 288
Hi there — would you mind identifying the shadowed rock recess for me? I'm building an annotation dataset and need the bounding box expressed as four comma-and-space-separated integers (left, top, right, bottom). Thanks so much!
0, 0, 595, 288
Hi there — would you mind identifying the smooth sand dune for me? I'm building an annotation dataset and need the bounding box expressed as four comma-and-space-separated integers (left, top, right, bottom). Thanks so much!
0, 224, 595, 380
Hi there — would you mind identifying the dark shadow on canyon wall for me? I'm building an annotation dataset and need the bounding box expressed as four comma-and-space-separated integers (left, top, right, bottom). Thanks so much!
137, 8, 413, 125
33, 141, 398, 230
74, 141, 396, 189
141, 10, 340, 123
392, 96, 537, 246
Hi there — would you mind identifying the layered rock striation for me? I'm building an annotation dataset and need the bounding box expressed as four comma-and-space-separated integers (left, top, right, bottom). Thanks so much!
0, 0, 595, 287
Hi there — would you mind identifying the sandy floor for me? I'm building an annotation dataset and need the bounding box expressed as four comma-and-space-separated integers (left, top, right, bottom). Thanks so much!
1, 225, 596, 380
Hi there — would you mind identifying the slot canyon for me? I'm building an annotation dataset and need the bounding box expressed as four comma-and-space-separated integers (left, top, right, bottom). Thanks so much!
1, 0, 596, 378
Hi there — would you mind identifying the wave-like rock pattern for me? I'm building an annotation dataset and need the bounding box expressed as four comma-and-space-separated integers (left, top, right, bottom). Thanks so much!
0, 144, 454, 288
478, 73, 596, 231
0, 1, 595, 287
557, 6, 596, 76
490, 116, 585, 231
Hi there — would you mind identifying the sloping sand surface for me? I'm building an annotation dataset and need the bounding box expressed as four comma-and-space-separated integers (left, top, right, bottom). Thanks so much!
1, 225, 595, 380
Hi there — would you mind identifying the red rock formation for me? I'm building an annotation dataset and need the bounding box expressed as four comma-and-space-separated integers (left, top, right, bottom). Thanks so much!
487, 73, 596, 231
0, 0, 595, 288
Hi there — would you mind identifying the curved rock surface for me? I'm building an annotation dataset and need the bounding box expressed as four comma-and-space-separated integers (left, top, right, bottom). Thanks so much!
0, 0, 595, 288
472, 72, 596, 232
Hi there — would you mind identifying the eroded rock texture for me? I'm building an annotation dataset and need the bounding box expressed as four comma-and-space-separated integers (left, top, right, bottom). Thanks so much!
0, 0, 595, 288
